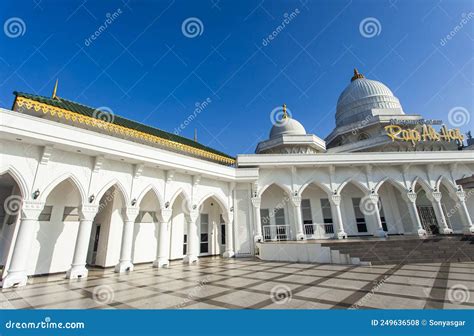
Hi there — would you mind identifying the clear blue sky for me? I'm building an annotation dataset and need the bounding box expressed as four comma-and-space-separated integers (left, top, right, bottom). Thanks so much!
1, 0, 473, 156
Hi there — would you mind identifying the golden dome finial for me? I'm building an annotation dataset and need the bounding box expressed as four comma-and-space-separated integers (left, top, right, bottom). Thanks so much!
351, 68, 364, 82
52, 78, 59, 99
282, 103, 288, 119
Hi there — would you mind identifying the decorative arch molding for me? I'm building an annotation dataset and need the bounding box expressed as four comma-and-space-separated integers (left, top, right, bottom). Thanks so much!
298, 180, 332, 197
196, 192, 229, 213
95, 179, 130, 206
168, 187, 193, 211
374, 177, 407, 194
136, 184, 164, 209
0, 166, 29, 198
258, 182, 292, 198
411, 176, 433, 193
41, 172, 87, 204
435, 175, 458, 194
336, 178, 370, 195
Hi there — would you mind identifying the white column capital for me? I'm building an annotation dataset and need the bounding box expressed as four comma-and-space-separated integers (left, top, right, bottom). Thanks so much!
222, 211, 234, 224
122, 206, 140, 222
188, 210, 199, 223
406, 191, 417, 203
455, 190, 466, 202
290, 196, 301, 207
21, 200, 45, 219
368, 193, 380, 203
79, 204, 99, 221
330, 194, 341, 206
160, 208, 173, 223
251, 197, 261, 208
431, 191, 442, 202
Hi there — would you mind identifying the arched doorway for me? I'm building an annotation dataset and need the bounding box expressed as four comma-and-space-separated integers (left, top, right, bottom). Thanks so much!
196, 195, 227, 257
260, 184, 291, 241
375, 179, 408, 235
168, 192, 190, 260
339, 181, 372, 236
300, 183, 333, 239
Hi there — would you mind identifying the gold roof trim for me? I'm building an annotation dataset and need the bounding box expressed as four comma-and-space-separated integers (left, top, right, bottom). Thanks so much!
15, 96, 236, 165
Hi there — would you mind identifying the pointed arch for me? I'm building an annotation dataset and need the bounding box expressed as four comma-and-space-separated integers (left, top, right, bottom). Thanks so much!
95, 179, 130, 206
0, 166, 29, 198
258, 182, 292, 198
337, 178, 370, 195
136, 184, 164, 208
299, 180, 332, 197
196, 192, 229, 213
435, 175, 458, 194
168, 187, 192, 210
41, 172, 87, 204
411, 176, 433, 193
374, 177, 407, 194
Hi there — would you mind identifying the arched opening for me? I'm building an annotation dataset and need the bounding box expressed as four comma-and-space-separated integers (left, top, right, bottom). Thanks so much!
260, 184, 290, 241
375, 179, 408, 235
413, 179, 441, 235
168, 193, 190, 260
196, 195, 227, 257
31, 178, 83, 275
437, 179, 462, 233
0, 172, 23, 275
339, 181, 371, 236
132, 189, 161, 264
86, 185, 126, 267
300, 183, 333, 239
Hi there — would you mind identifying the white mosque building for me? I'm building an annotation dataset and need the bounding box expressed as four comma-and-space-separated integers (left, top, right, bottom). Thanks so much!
0, 70, 473, 288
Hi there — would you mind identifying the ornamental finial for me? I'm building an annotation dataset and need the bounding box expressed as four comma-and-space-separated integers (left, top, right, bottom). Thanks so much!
52, 79, 59, 99
282, 103, 288, 119
351, 68, 364, 82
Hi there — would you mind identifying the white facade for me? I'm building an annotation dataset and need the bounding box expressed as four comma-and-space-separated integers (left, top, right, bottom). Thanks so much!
1, 72, 473, 288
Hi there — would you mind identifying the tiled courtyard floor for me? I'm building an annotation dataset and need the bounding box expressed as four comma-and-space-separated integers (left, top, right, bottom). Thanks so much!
1, 258, 473, 309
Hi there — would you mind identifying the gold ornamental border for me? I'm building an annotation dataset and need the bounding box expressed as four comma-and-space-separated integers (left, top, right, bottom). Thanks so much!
15, 97, 236, 166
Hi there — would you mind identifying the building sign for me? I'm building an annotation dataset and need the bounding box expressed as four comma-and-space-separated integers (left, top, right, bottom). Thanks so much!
385, 124, 464, 146
389, 118, 442, 125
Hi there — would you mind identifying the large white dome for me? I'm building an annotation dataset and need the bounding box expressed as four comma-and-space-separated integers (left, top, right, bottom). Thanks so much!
270, 117, 306, 139
336, 69, 404, 127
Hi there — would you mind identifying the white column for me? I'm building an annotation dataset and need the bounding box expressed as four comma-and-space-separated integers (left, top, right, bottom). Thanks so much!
405, 192, 427, 237
368, 194, 388, 238
223, 211, 235, 258
66, 204, 99, 279
183, 210, 199, 264
330, 194, 347, 239
430, 191, 453, 234
2, 200, 44, 288
290, 196, 305, 241
251, 197, 263, 242
115, 206, 140, 273
455, 190, 474, 234
153, 208, 172, 268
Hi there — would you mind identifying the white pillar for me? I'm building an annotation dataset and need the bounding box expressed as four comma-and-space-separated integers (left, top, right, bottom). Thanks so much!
251, 197, 263, 242
183, 210, 199, 264
455, 190, 474, 234
66, 204, 99, 279
290, 196, 305, 241
2, 200, 44, 288
223, 211, 235, 258
405, 192, 427, 237
368, 194, 388, 238
153, 208, 172, 268
115, 206, 139, 273
430, 191, 453, 234
330, 194, 347, 239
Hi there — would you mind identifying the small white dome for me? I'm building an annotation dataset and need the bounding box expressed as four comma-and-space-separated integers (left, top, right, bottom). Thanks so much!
336, 69, 404, 127
270, 117, 306, 139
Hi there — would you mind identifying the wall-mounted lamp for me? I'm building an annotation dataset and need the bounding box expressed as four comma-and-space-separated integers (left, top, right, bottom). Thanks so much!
89, 194, 95, 203
371, 188, 375, 194
131, 198, 137, 206
230, 206, 234, 212
409, 188, 413, 193
165, 201, 170, 208
294, 191, 298, 196
333, 189, 337, 195
33, 189, 40, 200
192, 204, 197, 210
457, 185, 462, 192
